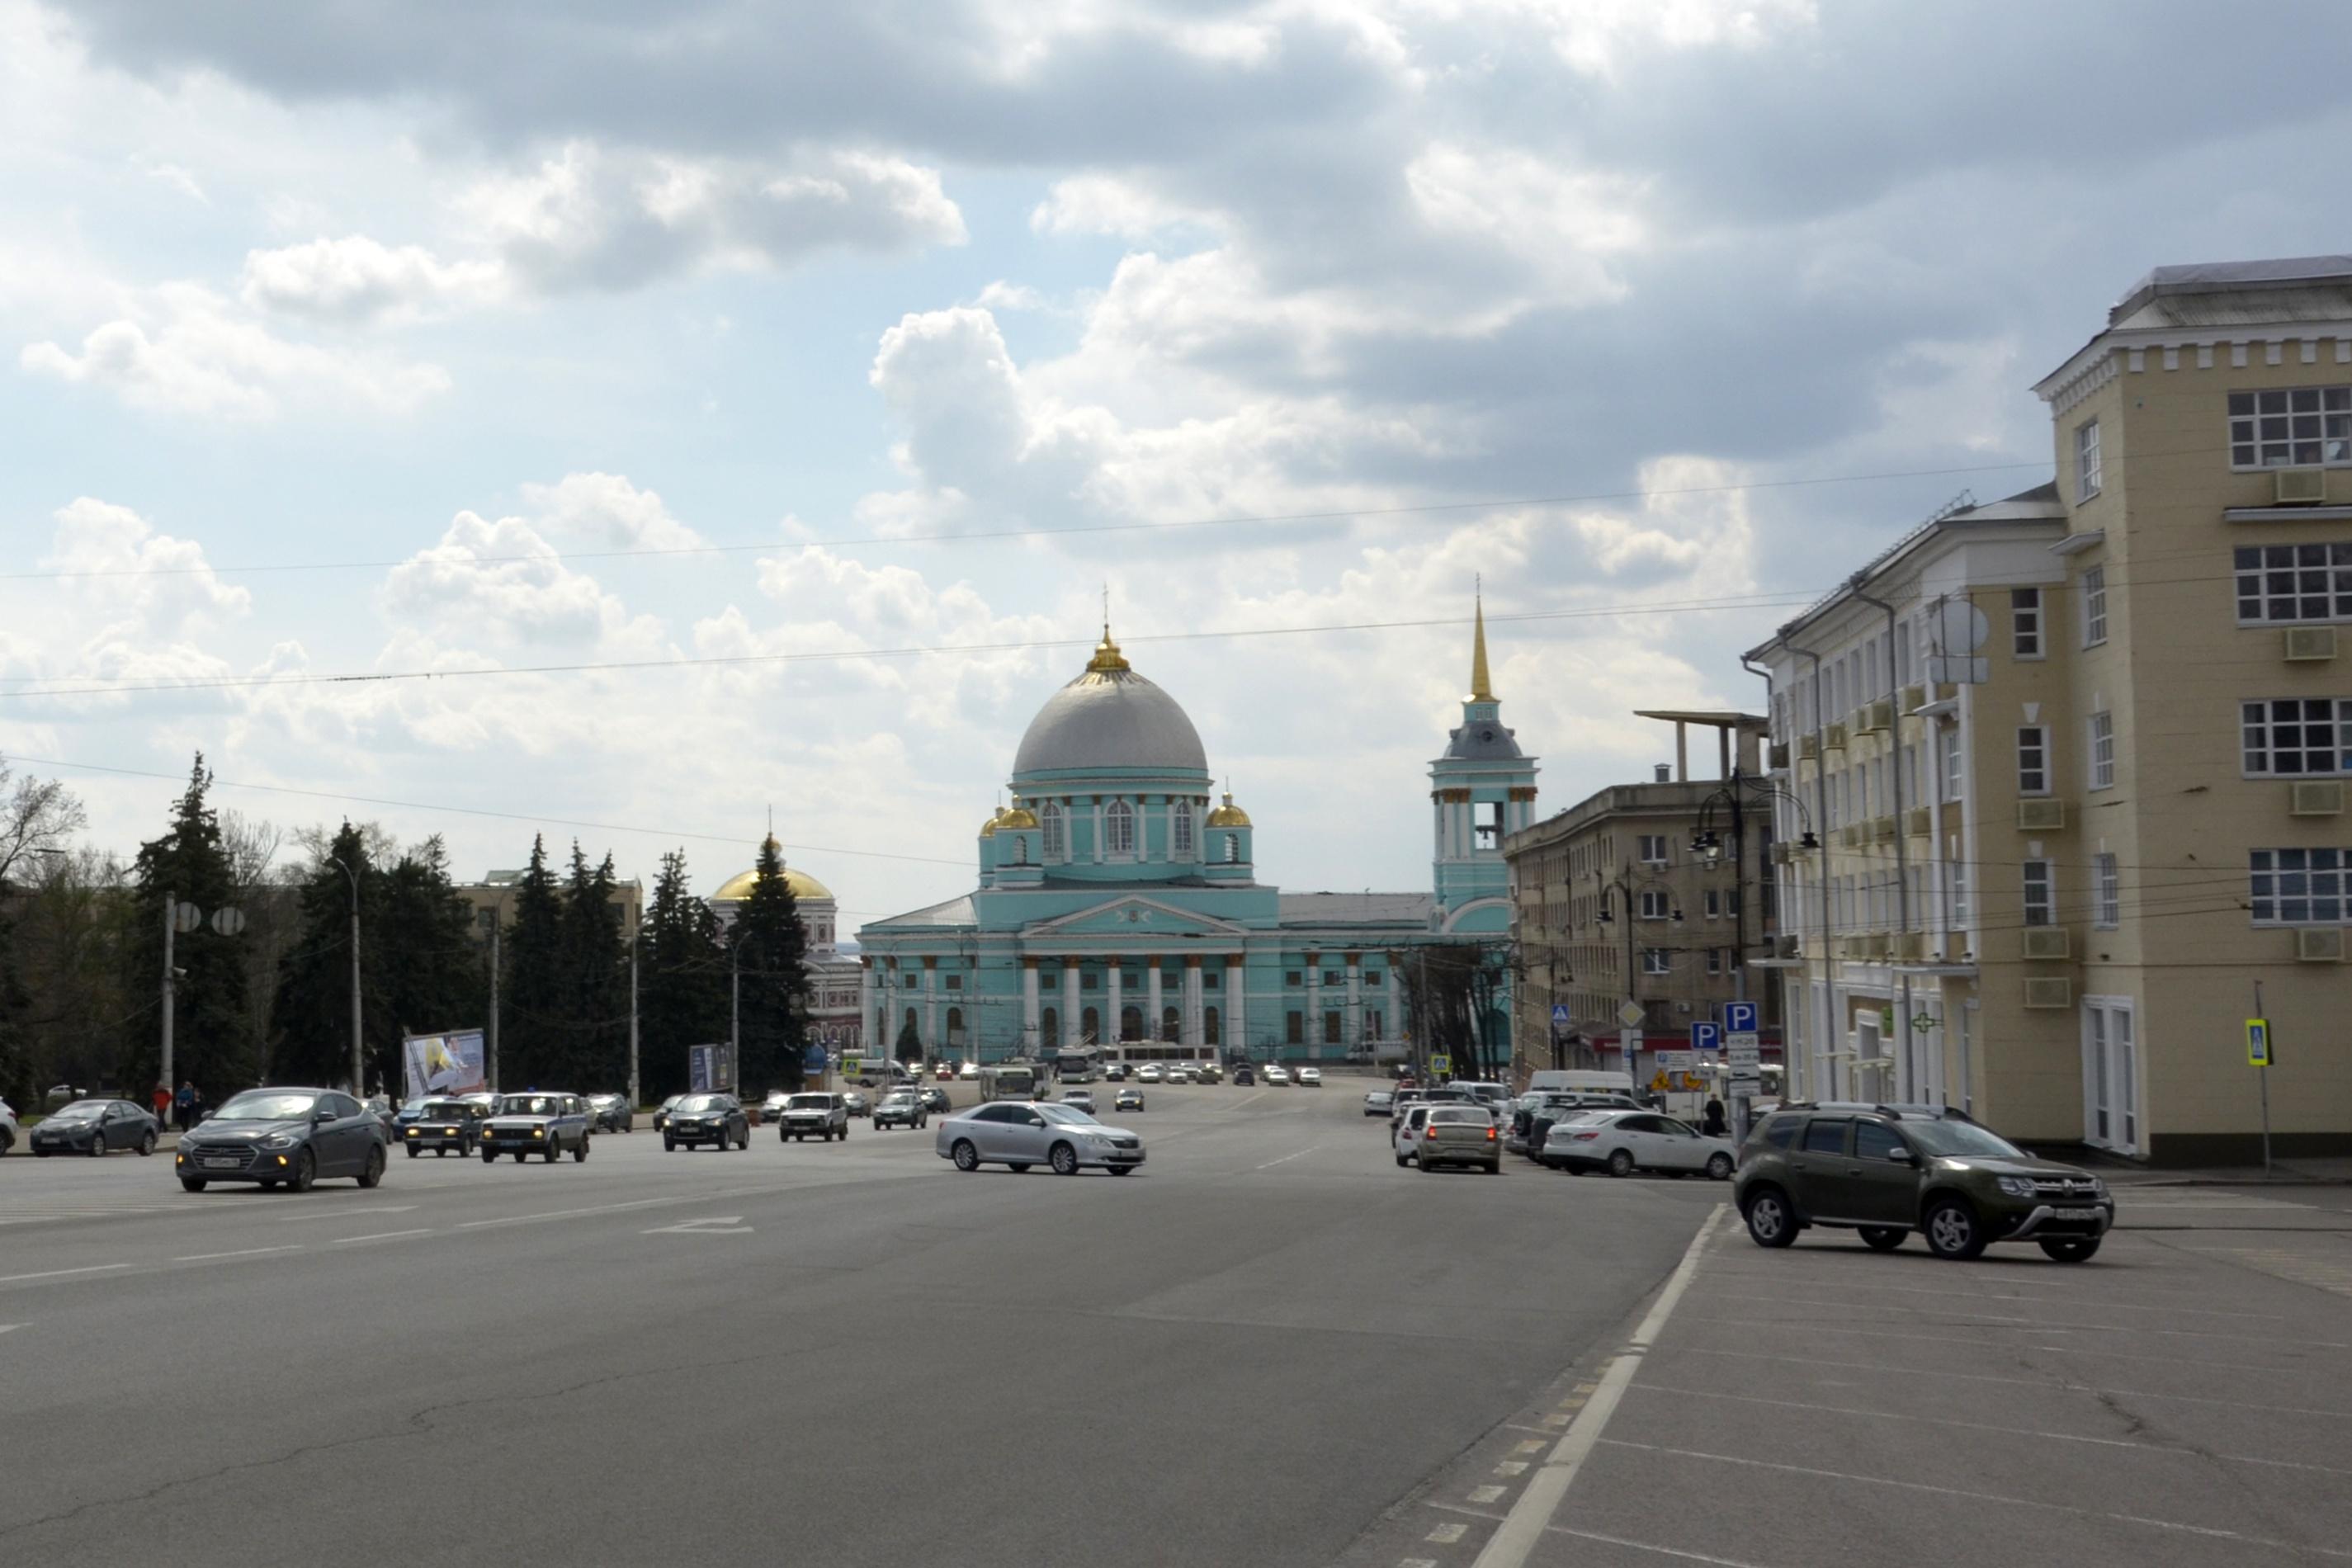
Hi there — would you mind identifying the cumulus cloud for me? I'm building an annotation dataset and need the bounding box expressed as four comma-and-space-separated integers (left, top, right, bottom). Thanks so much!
239, 235, 503, 324
517, 472, 704, 552
43, 496, 252, 631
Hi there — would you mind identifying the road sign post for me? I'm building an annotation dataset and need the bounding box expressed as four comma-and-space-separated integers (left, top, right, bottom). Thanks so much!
1724, 999, 1762, 1103
2249, 987, 2274, 1175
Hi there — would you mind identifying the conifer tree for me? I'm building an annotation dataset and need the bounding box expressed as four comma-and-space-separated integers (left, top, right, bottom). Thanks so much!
640, 850, 726, 1102
124, 756, 252, 1096
728, 836, 809, 1093
499, 836, 568, 1087
555, 843, 626, 1089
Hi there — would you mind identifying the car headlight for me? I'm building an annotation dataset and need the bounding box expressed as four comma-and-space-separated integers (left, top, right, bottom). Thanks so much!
1995, 1175, 2038, 1199
2089, 1177, 2109, 1198
531, 1128, 545, 1138
259, 1134, 295, 1150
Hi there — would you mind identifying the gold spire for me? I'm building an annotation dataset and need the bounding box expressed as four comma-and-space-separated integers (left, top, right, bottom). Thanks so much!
1086, 594, 1131, 674
1468, 580, 1495, 701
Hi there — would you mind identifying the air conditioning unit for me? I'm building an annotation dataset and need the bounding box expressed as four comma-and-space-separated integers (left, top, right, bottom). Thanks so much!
2274, 467, 2329, 505
2284, 626, 2339, 662
1871, 815, 1898, 844
1901, 683, 1927, 713
1824, 722, 1849, 751
2017, 799, 2067, 831
1892, 932, 1925, 961
1859, 934, 1889, 961
1858, 700, 1893, 734
1906, 806, 1934, 838
2291, 781, 2346, 816
2021, 927, 2071, 961
1797, 734, 1820, 763
2023, 978, 2072, 1009
1769, 740, 1791, 770
1773, 935, 1801, 960
2295, 927, 2346, 962
1840, 936, 1872, 960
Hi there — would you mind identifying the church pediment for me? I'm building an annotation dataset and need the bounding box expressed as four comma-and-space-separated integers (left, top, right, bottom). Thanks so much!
1023, 896, 1249, 940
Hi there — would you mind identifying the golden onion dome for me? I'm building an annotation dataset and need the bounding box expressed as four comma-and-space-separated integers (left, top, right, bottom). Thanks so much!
1205, 791, 1251, 828
998, 799, 1040, 829
979, 815, 999, 838
711, 838, 834, 903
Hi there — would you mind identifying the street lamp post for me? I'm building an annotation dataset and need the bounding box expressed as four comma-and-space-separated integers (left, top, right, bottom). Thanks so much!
1689, 770, 1816, 1136
1594, 867, 1681, 1092
328, 857, 363, 1098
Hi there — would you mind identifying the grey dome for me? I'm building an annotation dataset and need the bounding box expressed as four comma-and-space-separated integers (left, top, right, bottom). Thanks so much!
1444, 721, 1523, 760
1013, 665, 1208, 777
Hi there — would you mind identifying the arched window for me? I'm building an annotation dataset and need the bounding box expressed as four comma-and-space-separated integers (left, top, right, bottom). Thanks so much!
1041, 803, 1065, 859
1120, 1004, 1142, 1041
1161, 1005, 1180, 1042
1011, 834, 1028, 866
1172, 801, 1194, 859
1041, 1006, 1060, 1050
1105, 800, 1135, 856
946, 1007, 965, 1046
1224, 833, 1240, 863
903, 1006, 920, 1051
1081, 1006, 1100, 1043
1203, 1005, 1221, 1046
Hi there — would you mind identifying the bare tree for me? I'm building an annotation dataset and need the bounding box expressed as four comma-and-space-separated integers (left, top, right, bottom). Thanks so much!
0, 758, 87, 889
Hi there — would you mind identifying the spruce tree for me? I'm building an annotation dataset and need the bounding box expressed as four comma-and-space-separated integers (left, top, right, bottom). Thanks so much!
267, 821, 378, 1089
729, 836, 809, 1094
124, 756, 253, 1097
640, 850, 726, 1103
378, 835, 485, 1082
556, 843, 626, 1089
500, 836, 568, 1088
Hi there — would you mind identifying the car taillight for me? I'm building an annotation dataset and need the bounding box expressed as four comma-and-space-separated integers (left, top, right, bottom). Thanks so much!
1571, 1131, 1599, 1141
1486, 1126, 1497, 1141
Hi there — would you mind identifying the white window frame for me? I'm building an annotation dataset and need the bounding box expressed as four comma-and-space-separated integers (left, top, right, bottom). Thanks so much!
1637, 834, 1668, 866
1104, 800, 1135, 857
2241, 697, 2351, 777
2017, 725, 2051, 796
1638, 890, 1670, 920
1703, 889, 1721, 919
2094, 853, 2119, 929
1041, 803, 1065, 860
1641, 948, 1670, 975
2075, 417, 2102, 499
1946, 857, 1969, 928
2081, 565, 2108, 648
2250, 848, 2350, 924
2236, 541, 2352, 626
1705, 948, 1722, 976
1171, 800, 1194, 860
2228, 385, 2352, 470
2088, 711, 2115, 791
2080, 995, 2140, 1156
1939, 724, 1963, 804
2022, 860, 2055, 928
2010, 588, 2043, 659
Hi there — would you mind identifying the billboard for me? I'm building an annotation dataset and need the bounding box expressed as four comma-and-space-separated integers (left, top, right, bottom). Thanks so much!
688, 1043, 732, 1093
402, 1029, 487, 1099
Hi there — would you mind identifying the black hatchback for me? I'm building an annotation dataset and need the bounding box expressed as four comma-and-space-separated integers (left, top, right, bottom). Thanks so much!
664, 1093, 749, 1151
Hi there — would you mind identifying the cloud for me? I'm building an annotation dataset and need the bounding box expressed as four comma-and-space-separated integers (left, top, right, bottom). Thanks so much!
20, 282, 451, 417
517, 472, 704, 552
459, 140, 966, 294
239, 234, 503, 324
44, 496, 253, 631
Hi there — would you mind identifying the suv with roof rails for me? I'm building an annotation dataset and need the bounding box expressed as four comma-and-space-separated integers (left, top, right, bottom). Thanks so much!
1735, 1102, 2114, 1263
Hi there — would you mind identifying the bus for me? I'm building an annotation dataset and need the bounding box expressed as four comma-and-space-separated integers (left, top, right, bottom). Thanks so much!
979, 1061, 1046, 1103
1055, 1046, 1102, 1084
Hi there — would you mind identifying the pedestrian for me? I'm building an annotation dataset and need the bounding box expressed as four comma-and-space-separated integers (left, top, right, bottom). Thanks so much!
151, 1080, 172, 1130
1702, 1097, 1727, 1138
174, 1079, 195, 1132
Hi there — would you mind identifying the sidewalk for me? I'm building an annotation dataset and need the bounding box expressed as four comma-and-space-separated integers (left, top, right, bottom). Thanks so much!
2084, 1150, 2352, 1187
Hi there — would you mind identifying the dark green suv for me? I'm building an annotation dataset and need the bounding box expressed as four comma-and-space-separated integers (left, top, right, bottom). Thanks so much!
1734, 1103, 2113, 1263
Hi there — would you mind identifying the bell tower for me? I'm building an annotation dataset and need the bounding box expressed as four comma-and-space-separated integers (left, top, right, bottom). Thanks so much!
1429, 592, 1538, 929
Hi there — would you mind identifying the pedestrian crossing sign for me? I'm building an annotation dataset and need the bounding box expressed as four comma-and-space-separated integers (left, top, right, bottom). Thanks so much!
2247, 1018, 2272, 1068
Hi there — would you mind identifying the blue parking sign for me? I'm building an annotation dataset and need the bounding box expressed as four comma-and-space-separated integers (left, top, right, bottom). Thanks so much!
1691, 1021, 1720, 1054
1725, 1001, 1759, 1035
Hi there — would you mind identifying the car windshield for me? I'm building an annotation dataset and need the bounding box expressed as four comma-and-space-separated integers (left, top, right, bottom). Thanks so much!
677, 1094, 727, 1112
882, 1093, 914, 1106
1905, 1121, 2029, 1159
786, 1095, 831, 1111
215, 1091, 319, 1121
496, 1095, 565, 1117
418, 1102, 468, 1118
1037, 1104, 1099, 1126
54, 1099, 110, 1117
1429, 1108, 1486, 1125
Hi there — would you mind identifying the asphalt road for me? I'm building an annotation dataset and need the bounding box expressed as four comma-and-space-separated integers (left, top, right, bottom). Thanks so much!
0, 1081, 1720, 1567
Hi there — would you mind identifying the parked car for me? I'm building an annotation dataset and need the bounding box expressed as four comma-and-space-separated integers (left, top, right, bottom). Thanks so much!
1114, 1087, 1146, 1112
915, 1085, 951, 1114
1523, 1095, 1640, 1161
479, 1092, 592, 1164
45, 1084, 87, 1108
586, 1093, 633, 1133
758, 1090, 791, 1125
652, 1093, 687, 1134
1060, 1089, 1098, 1115
1542, 1110, 1736, 1180
665, 1092, 749, 1151
844, 1091, 872, 1117
174, 1088, 388, 1192
399, 1097, 484, 1157
1395, 1104, 1500, 1173
31, 1098, 159, 1158
1229, 1062, 1255, 1086
958, 1060, 980, 1080
0, 1096, 17, 1157
935, 1102, 1145, 1175
1137, 1065, 1164, 1084
1736, 1103, 2114, 1262
779, 1092, 850, 1143
1296, 1067, 1323, 1088
873, 1090, 928, 1131
1264, 1065, 1291, 1086
1363, 1089, 1395, 1117
1195, 1062, 1222, 1084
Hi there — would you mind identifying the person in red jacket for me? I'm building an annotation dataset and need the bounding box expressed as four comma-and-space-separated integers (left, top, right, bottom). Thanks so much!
150, 1081, 172, 1130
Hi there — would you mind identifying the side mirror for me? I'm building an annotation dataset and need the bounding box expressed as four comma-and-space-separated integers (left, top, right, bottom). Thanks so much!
1887, 1146, 1915, 1164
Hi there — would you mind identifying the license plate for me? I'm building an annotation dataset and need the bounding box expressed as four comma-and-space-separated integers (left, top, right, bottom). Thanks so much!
2052, 1206, 2100, 1221
201, 1157, 238, 1169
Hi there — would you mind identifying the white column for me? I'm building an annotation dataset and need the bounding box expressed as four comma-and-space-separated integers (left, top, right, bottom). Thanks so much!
1146, 957, 1163, 1044
1345, 952, 1363, 1053
1107, 963, 1123, 1048
1022, 960, 1041, 1056
1227, 957, 1246, 1054
1183, 959, 1203, 1049
1061, 959, 1080, 1050
923, 960, 938, 1056
1304, 952, 1321, 1057
1092, 803, 1104, 863
860, 962, 876, 1049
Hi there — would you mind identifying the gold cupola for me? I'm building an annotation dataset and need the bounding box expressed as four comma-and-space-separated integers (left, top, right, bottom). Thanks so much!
1205, 791, 1252, 828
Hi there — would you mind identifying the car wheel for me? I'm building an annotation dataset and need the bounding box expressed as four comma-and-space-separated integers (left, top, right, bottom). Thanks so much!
1858, 1226, 1906, 1252
1923, 1197, 1987, 1261
87, 1135, 105, 1158
1485, 1161, 1500, 1174
951, 1140, 980, 1172
1743, 1187, 1797, 1248
483, 1149, 498, 1164
1007, 1163, 1031, 1174
406, 1144, 420, 1158
1606, 1148, 1636, 1178
2038, 1236, 2101, 1263
357, 1145, 385, 1189
664, 1136, 676, 1152
1395, 1154, 1409, 1167
1705, 1152, 1735, 1182
1109, 1165, 1134, 1175
138, 1131, 158, 1157
287, 1149, 317, 1193
1049, 1142, 1079, 1176
839, 1122, 848, 1141
1418, 1155, 1439, 1173
179, 1177, 206, 1193
573, 1137, 588, 1163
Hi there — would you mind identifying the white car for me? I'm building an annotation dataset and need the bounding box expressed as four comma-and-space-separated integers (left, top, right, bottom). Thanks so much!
0, 1097, 17, 1157
1542, 1109, 1736, 1180
1264, 1065, 1291, 1085
1138, 1065, 1164, 1083
958, 1061, 980, 1079
1296, 1067, 1323, 1087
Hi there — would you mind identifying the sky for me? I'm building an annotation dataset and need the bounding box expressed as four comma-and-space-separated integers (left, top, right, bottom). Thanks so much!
7, 0, 2352, 928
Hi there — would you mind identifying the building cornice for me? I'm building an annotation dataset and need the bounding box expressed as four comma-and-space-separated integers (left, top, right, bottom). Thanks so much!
2034, 322, 2352, 413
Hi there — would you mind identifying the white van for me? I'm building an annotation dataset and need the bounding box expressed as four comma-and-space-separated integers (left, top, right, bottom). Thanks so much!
1523, 1070, 1637, 1097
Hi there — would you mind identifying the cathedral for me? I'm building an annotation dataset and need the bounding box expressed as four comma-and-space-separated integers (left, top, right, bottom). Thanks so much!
855, 605, 1538, 1064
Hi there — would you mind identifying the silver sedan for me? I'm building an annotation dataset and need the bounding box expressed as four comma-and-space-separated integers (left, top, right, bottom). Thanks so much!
935, 1102, 1145, 1175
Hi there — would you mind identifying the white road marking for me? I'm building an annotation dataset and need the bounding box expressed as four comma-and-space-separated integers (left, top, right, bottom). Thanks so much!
1493, 1462, 1528, 1477
278, 1205, 418, 1223
1470, 1205, 1725, 1568
1543, 1527, 1773, 1566
1466, 1485, 1505, 1504
173, 1246, 300, 1262
1600, 1438, 2352, 1561
1678, 1347, 2352, 1421
0, 1324, 21, 1334
329, 1229, 432, 1244
1425, 1523, 1467, 1544
645, 1216, 752, 1235
0, 1263, 133, 1285
1511, 1439, 1546, 1455
1684, 1317, 2323, 1372
1254, 1145, 1325, 1170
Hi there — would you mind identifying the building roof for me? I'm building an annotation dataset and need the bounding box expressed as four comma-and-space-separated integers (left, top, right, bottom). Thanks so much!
1276, 891, 1436, 928
1630, 710, 1768, 730
1011, 630, 1209, 778
862, 895, 977, 929
2109, 256, 2352, 328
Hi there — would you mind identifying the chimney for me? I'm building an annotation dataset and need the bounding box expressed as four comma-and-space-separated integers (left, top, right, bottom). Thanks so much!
1653, 763, 1671, 784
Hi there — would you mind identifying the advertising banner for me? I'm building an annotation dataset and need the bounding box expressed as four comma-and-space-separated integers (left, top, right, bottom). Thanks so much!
402, 1029, 487, 1099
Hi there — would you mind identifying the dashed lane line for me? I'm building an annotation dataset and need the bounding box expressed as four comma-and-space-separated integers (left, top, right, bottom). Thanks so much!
172, 1246, 300, 1263
328, 1229, 433, 1244
0, 1263, 132, 1286
1254, 1145, 1327, 1171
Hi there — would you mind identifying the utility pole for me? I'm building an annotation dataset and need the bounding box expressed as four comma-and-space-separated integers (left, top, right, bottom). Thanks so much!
329, 857, 363, 1097
487, 921, 502, 1092
730, 940, 743, 1096
628, 936, 641, 1111
160, 891, 177, 1092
